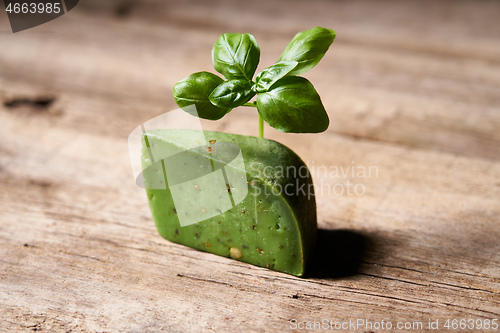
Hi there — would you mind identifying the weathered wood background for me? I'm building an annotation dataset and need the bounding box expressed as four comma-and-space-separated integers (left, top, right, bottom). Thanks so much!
1, 0, 499, 331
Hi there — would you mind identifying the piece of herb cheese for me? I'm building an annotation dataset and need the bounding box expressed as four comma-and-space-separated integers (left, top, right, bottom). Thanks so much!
141, 129, 316, 276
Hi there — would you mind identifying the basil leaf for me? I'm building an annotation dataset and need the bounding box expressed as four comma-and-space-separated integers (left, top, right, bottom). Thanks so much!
277, 27, 335, 76
173, 72, 231, 120
212, 33, 260, 81
209, 79, 256, 108
256, 76, 329, 133
253, 60, 298, 93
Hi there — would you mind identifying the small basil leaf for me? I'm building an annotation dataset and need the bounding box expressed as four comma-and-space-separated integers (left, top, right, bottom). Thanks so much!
209, 79, 256, 108
173, 72, 231, 120
277, 27, 336, 76
253, 60, 298, 93
256, 76, 329, 133
212, 33, 260, 81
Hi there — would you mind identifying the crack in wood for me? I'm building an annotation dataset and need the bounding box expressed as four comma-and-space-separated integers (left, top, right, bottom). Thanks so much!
3, 96, 55, 110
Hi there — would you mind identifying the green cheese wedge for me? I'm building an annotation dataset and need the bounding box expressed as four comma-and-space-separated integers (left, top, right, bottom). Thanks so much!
141, 129, 317, 276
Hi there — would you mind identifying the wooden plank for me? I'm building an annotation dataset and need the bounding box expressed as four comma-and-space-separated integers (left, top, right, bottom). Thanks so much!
1, 89, 499, 331
1, 0, 499, 331
1, 0, 500, 160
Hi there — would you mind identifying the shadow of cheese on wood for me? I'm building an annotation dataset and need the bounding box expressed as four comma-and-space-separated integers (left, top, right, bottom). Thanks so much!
307, 229, 371, 279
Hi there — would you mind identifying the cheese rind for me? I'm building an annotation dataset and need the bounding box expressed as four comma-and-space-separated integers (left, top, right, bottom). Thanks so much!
141, 129, 317, 276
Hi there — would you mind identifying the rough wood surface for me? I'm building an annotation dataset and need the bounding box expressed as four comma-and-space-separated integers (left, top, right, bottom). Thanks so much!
1, 0, 499, 332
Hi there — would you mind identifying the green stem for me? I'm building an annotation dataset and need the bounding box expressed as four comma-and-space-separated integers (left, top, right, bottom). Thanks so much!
258, 113, 264, 138
241, 102, 263, 138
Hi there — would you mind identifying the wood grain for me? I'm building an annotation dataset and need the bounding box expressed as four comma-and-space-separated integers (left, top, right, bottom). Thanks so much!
1, 0, 499, 331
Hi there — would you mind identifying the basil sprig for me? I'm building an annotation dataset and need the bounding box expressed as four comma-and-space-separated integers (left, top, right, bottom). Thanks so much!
173, 27, 336, 135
